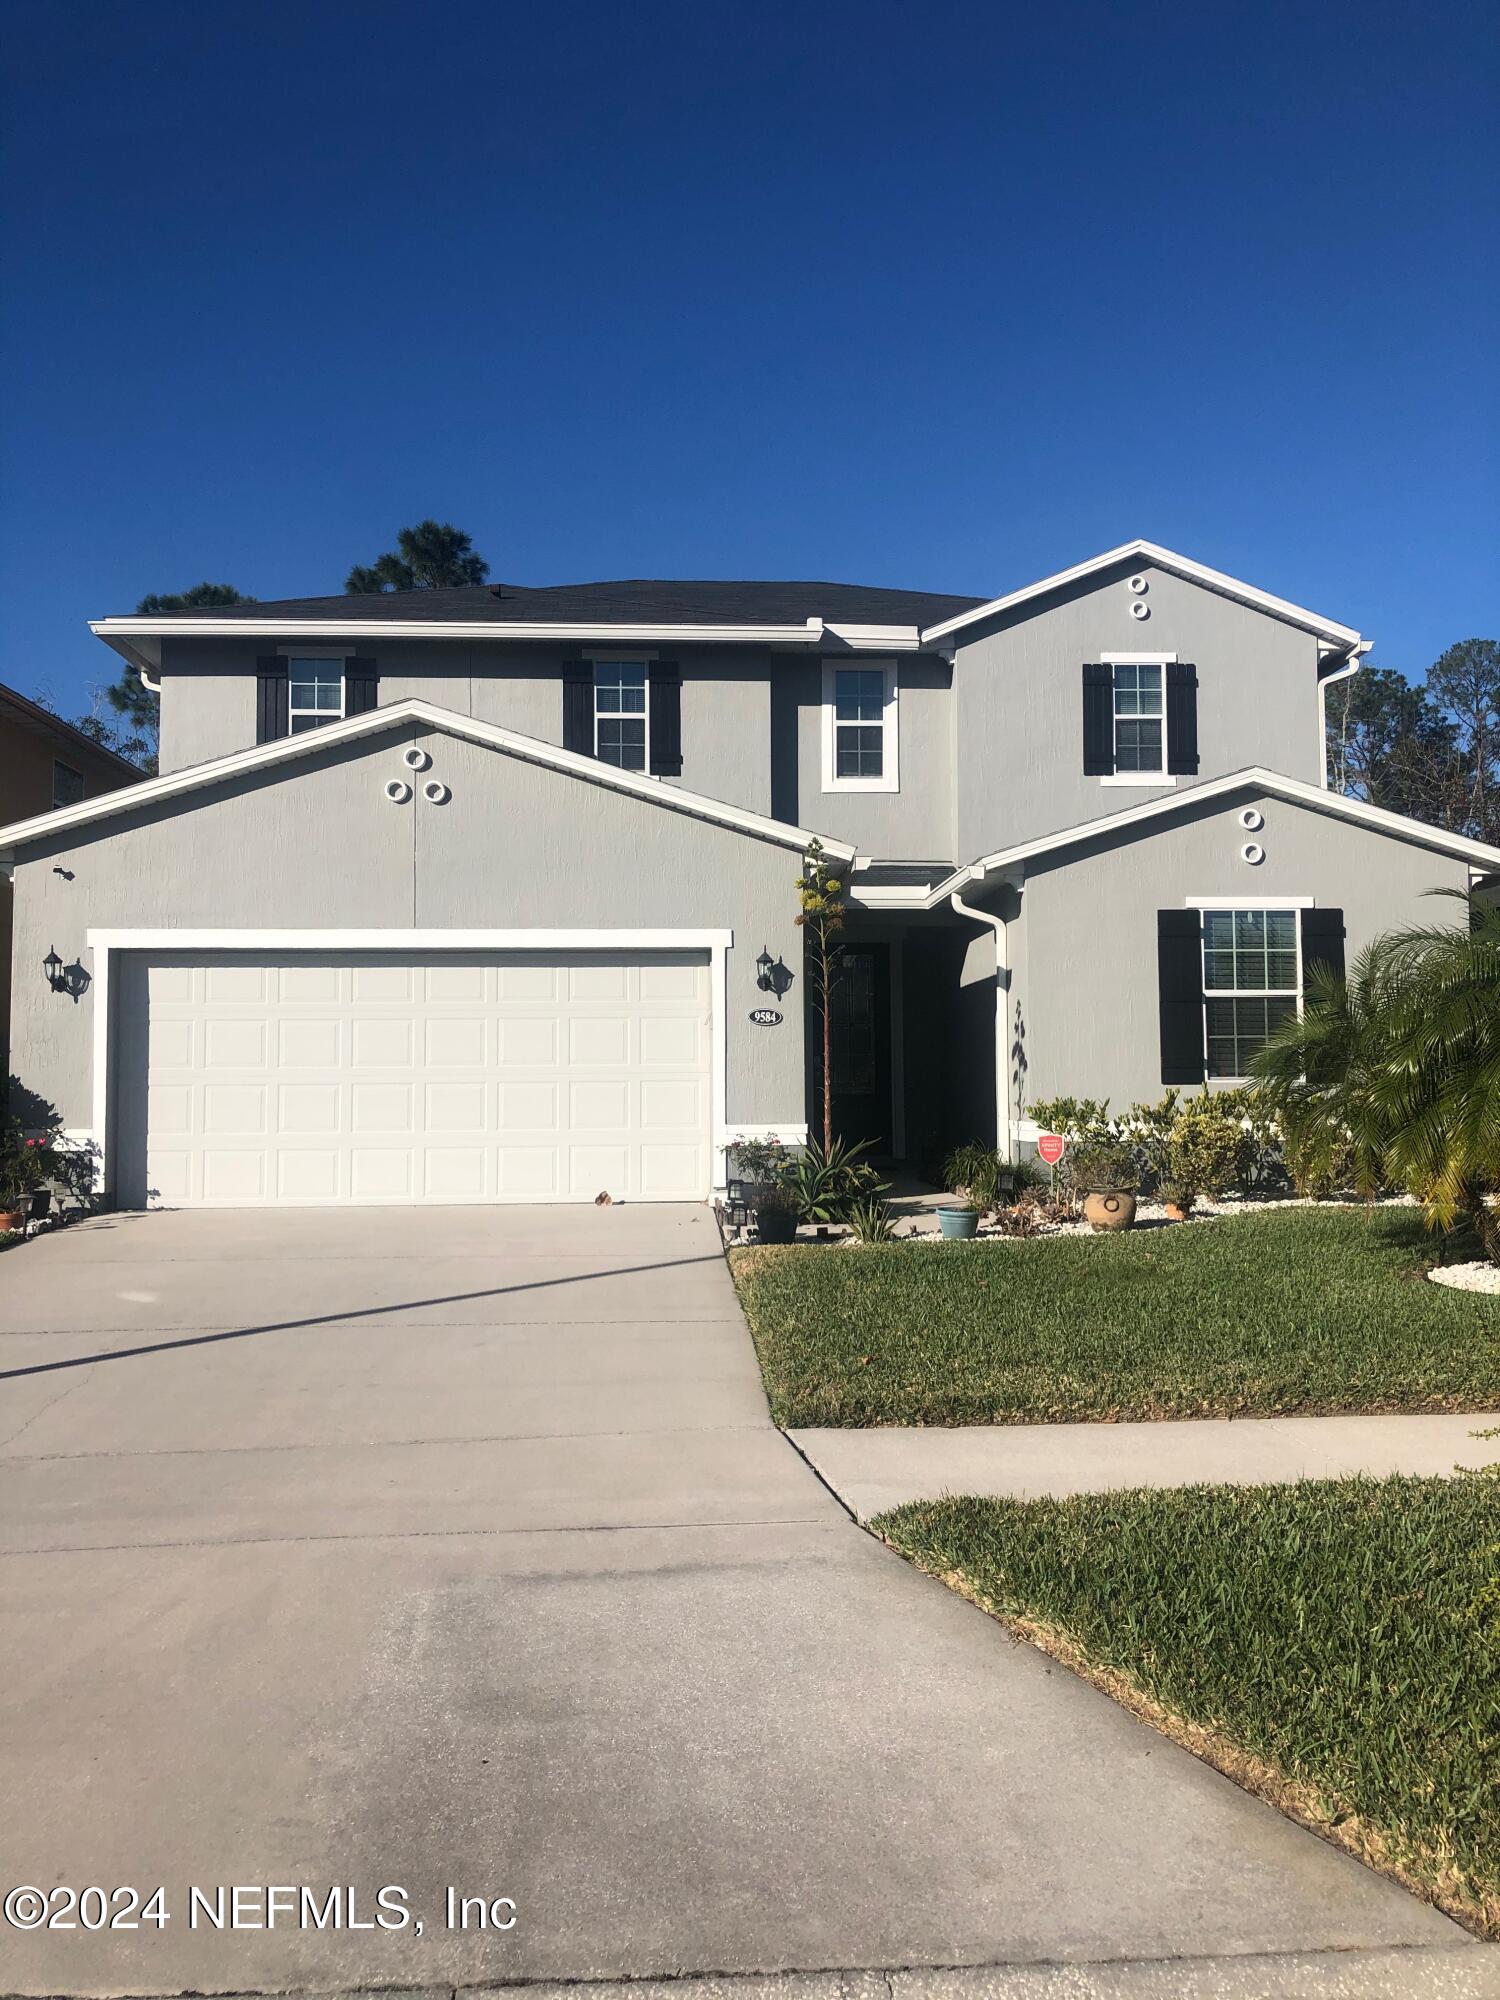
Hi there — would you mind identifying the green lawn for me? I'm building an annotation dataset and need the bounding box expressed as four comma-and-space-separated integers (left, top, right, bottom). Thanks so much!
729, 1208, 1500, 1426
876, 1475, 1500, 1936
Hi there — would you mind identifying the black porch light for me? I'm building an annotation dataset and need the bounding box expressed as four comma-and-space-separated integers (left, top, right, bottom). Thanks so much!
42, 948, 66, 994
755, 948, 794, 1000
755, 948, 775, 990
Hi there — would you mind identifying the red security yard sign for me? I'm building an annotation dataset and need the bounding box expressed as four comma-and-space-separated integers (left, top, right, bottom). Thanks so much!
1037, 1132, 1066, 1166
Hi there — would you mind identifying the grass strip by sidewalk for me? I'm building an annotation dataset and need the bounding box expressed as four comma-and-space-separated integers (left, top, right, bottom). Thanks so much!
876, 1474, 1500, 1937
730, 1208, 1500, 1426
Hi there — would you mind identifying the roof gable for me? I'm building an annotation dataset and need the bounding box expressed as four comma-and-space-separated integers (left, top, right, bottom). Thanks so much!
927, 767, 1500, 901
0, 699, 855, 862
920, 542, 1363, 650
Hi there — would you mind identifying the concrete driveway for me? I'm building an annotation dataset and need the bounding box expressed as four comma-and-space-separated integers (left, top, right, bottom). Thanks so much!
0, 1206, 1470, 1996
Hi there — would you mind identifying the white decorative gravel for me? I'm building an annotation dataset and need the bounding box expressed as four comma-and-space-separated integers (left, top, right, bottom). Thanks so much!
1426, 1261, 1500, 1294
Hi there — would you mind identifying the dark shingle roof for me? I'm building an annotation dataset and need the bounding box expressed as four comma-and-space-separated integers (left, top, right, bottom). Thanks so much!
129, 579, 987, 627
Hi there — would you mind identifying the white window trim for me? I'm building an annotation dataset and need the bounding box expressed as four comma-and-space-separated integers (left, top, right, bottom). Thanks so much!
284, 652, 349, 735
85, 926, 735, 1203
1189, 902, 1304, 1082
588, 656, 652, 772
821, 659, 899, 793
1102, 654, 1170, 784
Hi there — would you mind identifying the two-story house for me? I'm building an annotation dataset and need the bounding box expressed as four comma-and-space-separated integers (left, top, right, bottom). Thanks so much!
3, 540, 1495, 1209
0, 682, 141, 1083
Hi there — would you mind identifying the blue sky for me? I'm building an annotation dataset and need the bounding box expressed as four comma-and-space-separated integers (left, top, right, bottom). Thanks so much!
2, 0, 1494, 720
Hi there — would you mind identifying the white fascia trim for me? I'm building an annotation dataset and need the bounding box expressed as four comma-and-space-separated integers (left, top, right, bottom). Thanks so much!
820, 659, 900, 794
92, 617, 826, 647
920, 541, 1363, 649
0, 698, 856, 863
924, 765, 1500, 906
847, 883, 931, 907
1186, 896, 1315, 910
85, 927, 735, 1204
823, 623, 923, 652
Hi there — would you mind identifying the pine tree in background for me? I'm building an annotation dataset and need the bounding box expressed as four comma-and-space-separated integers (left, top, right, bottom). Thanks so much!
346, 521, 489, 593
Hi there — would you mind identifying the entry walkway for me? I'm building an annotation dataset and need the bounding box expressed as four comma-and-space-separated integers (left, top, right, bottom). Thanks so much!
789, 1410, 1500, 1520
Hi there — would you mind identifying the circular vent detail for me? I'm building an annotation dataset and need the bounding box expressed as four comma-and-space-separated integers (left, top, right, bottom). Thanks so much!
1128, 574, 1149, 594
384, 779, 412, 805
1130, 600, 1150, 621
1239, 807, 1264, 832
1241, 841, 1265, 866
402, 746, 432, 772
423, 779, 450, 805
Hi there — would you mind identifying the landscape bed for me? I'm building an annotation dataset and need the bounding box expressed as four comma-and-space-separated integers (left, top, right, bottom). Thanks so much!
729, 1208, 1500, 1426
875, 1474, 1500, 1937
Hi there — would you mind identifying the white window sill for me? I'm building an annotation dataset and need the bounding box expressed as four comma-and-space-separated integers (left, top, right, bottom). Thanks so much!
1099, 772, 1176, 787
822, 777, 900, 795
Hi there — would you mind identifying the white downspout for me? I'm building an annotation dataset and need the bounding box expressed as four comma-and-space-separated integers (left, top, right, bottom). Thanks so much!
950, 881, 1014, 1163
1317, 639, 1370, 789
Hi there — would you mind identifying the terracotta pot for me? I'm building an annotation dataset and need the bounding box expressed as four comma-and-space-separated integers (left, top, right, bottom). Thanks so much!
0, 1209, 24, 1234
1164, 1200, 1193, 1223
1083, 1190, 1137, 1232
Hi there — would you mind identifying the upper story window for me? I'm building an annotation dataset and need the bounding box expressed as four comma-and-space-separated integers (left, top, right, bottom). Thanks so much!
1111, 663, 1164, 773
288, 661, 345, 734
593, 661, 649, 770
1201, 907, 1300, 1076
1083, 654, 1197, 784
821, 660, 898, 793
52, 760, 85, 808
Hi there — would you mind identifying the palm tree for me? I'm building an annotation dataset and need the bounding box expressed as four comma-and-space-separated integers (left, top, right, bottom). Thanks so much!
1252, 891, 1500, 1261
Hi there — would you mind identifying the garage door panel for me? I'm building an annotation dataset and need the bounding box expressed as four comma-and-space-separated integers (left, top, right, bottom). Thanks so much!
138, 949, 712, 1206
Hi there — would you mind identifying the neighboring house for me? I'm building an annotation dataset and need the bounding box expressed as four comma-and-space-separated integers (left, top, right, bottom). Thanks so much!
0, 683, 140, 1085
2, 539, 1496, 1209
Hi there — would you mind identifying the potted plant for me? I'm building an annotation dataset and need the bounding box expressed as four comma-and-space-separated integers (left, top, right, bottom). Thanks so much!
731, 1137, 790, 1210
935, 1200, 981, 1240
754, 1185, 800, 1245
1069, 1138, 1139, 1232
0, 1123, 50, 1234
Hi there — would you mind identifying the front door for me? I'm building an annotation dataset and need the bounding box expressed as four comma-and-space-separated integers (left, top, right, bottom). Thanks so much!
828, 943, 892, 1154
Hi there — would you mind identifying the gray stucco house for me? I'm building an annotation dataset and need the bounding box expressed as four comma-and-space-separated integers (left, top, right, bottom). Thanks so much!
4, 539, 1497, 1209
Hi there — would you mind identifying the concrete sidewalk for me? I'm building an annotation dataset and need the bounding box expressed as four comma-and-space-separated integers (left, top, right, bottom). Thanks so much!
789, 1410, 1500, 1519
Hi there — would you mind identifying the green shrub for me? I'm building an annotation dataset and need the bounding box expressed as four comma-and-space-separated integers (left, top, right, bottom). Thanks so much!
1067, 1137, 1140, 1193
1164, 1108, 1244, 1209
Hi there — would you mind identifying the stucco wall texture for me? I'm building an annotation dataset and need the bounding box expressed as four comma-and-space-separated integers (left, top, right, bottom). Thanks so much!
1012, 783, 1471, 1110
9, 721, 807, 1145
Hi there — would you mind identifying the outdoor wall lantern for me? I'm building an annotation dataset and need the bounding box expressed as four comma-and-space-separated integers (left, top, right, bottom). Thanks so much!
755, 949, 794, 999
43, 949, 89, 1002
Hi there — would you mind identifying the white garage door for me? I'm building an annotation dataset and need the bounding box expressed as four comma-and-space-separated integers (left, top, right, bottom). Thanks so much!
142, 951, 713, 1206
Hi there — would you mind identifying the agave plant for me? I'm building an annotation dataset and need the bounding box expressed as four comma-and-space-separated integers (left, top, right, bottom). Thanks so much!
1252, 892, 1500, 1260
781, 1136, 889, 1224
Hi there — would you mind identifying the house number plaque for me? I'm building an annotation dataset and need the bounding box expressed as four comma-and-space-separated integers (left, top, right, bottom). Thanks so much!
747, 1007, 783, 1027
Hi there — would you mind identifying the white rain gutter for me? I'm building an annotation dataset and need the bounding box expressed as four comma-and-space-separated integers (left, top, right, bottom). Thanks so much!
949, 883, 1014, 1162
1316, 639, 1371, 789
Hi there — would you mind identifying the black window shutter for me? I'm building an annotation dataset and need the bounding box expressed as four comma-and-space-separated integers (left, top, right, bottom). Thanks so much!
1082, 662, 1114, 774
1300, 907, 1346, 987
256, 657, 288, 743
344, 657, 379, 715
649, 660, 682, 776
1158, 908, 1206, 1084
562, 660, 593, 755
1167, 661, 1199, 774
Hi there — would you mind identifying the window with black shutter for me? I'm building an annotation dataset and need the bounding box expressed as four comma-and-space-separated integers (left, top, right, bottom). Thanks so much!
1158, 908, 1206, 1083
256, 657, 289, 744
648, 660, 682, 776
1166, 662, 1198, 774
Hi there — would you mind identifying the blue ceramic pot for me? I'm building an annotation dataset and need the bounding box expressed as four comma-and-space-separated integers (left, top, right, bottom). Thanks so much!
936, 1205, 980, 1240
